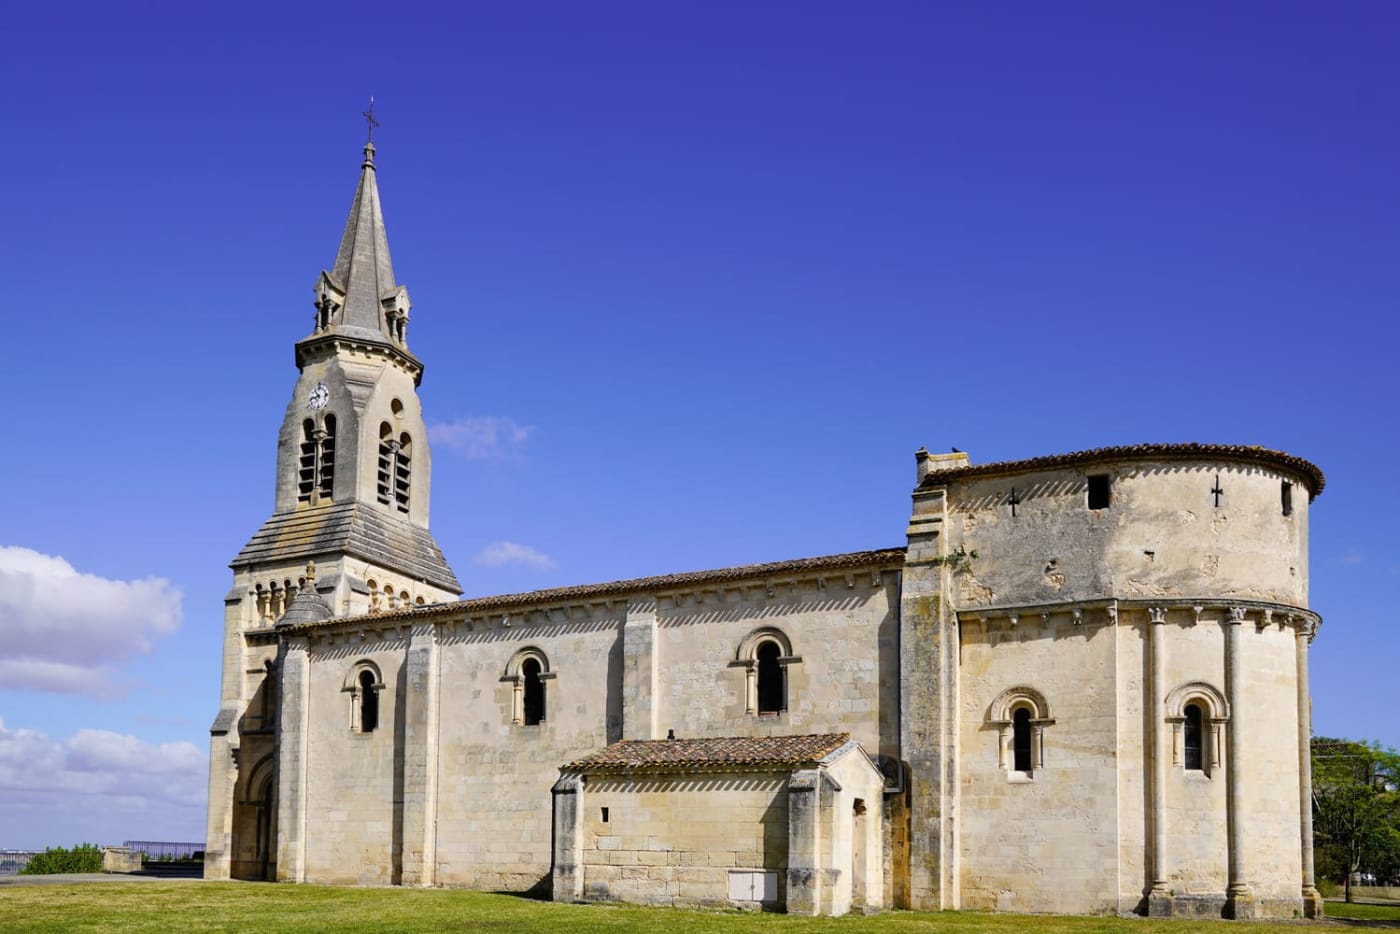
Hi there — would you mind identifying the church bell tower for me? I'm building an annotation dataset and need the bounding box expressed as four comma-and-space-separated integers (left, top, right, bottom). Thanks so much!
206, 136, 460, 881
234, 138, 460, 616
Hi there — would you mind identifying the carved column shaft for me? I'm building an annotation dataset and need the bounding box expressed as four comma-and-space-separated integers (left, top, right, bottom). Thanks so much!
1296, 621, 1322, 914
1225, 608, 1251, 904
1149, 607, 1169, 897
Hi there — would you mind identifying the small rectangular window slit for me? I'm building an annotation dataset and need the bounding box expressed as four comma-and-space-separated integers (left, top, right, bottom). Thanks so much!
600, 807, 609, 823
1087, 474, 1111, 510
1281, 481, 1293, 516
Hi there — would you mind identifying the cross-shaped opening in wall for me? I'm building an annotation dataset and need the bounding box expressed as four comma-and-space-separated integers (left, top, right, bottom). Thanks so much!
1211, 475, 1224, 508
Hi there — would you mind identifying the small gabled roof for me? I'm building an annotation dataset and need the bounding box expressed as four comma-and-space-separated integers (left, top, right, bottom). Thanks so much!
564, 733, 851, 773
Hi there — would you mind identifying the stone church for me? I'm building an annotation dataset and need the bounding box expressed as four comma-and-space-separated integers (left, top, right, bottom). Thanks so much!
205, 140, 1328, 919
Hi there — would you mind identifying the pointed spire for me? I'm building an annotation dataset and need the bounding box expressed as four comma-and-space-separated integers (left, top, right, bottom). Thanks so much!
322, 140, 402, 340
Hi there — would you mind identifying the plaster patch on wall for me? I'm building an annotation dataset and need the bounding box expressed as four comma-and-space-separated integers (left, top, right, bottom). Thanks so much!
1124, 578, 1181, 597
958, 573, 993, 606
1201, 555, 1219, 578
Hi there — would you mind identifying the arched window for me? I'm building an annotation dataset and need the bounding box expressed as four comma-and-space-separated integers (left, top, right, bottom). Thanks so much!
298, 419, 316, 502
756, 641, 783, 714
344, 662, 384, 734
1012, 707, 1033, 772
1166, 682, 1229, 776
988, 686, 1054, 778
732, 627, 800, 717
319, 414, 336, 500
394, 433, 412, 513
522, 658, 545, 726
376, 423, 394, 506
297, 416, 336, 505
359, 669, 378, 733
503, 648, 554, 727
1183, 703, 1204, 771
376, 425, 411, 513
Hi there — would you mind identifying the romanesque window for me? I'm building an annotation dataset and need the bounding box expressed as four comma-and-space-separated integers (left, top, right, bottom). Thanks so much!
988, 686, 1054, 778
731, 628, 800, 716
522, 658, 545, 725
503, 648, 555, 727
756, 642, 783, 714
344, 661, 384, 734
1183, 703, 1204, 771
376, 423, 411, 513
1012, 708, 1033, 772
359, 670, 379, 732
1166, 682, 1229, 776
296, 415, 336, 504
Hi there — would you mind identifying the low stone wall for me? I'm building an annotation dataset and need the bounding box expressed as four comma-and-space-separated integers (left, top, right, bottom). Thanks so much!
1349, 885, 1400, 902
102, 847, 143, 873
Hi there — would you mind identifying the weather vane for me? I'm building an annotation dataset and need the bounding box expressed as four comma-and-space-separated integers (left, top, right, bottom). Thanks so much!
362, 96, 380, 143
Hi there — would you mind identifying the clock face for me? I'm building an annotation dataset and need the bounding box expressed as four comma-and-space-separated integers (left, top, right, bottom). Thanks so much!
307, 383, 330, 410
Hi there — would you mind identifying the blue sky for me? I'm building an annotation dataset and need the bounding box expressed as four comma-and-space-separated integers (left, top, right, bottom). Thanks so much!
0, 2, 1396, 848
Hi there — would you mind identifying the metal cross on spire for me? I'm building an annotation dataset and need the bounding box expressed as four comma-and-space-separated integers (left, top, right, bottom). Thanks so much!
362, 96, 381, 143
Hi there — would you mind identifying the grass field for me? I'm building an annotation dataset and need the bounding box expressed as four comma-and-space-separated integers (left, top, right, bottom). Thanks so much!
4, 882, 1398, 933
1324, 898, 1400, 922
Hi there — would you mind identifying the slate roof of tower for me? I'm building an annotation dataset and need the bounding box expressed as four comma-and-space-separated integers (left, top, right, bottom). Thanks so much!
232, 502, 461, 593
564, 733, 852, 772
325, 142, 399, 342
917, 442, 1325, 499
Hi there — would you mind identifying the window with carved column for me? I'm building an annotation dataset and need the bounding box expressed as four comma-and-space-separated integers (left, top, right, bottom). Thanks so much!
988, 686, 1055, 779
730, 627, 801, 716
1165, 681, 1229, 777
502, 647, 556, 726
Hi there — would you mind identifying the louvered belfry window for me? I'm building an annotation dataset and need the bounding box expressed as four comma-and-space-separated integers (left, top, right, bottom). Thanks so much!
298, 417, 336, 504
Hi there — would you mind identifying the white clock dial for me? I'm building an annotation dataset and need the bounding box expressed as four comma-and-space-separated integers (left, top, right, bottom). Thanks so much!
308, 383, 330, 410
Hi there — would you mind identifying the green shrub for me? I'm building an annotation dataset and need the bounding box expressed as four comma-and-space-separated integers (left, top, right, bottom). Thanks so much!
19, 843, 104, 874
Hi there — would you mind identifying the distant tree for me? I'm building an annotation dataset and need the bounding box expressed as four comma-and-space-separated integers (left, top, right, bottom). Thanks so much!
1312, 737, 1400, 902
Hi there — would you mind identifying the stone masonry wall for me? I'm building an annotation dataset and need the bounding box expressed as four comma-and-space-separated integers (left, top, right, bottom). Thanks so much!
301, 637, 407, 884
655, 576, 898, 756
432, 611, 622, 892
944, 460, 1308, 610
958, 614, 1121, 915
580, 772, 789, 908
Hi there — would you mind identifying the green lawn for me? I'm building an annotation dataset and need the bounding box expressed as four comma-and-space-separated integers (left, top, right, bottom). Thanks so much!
0, 882, 1365, 933
1325, 898, 1400, 922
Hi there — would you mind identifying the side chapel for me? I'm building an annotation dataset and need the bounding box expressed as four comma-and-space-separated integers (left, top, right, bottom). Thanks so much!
205, 140, 1328, 920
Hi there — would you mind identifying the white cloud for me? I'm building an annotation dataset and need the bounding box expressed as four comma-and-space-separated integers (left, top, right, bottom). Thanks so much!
0, 718, 206, 846
0, 546, 182, 699
428, 416, 533, 460
473, 541, 557, 570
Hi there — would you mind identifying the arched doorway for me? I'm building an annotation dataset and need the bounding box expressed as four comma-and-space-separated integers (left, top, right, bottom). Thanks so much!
233, 755, 277, 881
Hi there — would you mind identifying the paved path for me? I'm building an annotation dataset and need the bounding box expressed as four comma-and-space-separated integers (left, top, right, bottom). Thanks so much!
0, 872, 204, 887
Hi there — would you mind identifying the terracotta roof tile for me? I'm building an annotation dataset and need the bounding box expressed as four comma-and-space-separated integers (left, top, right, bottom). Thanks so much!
564, 733, 851, 772
275, 547, 905, 633
918, 443, 1324, 499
